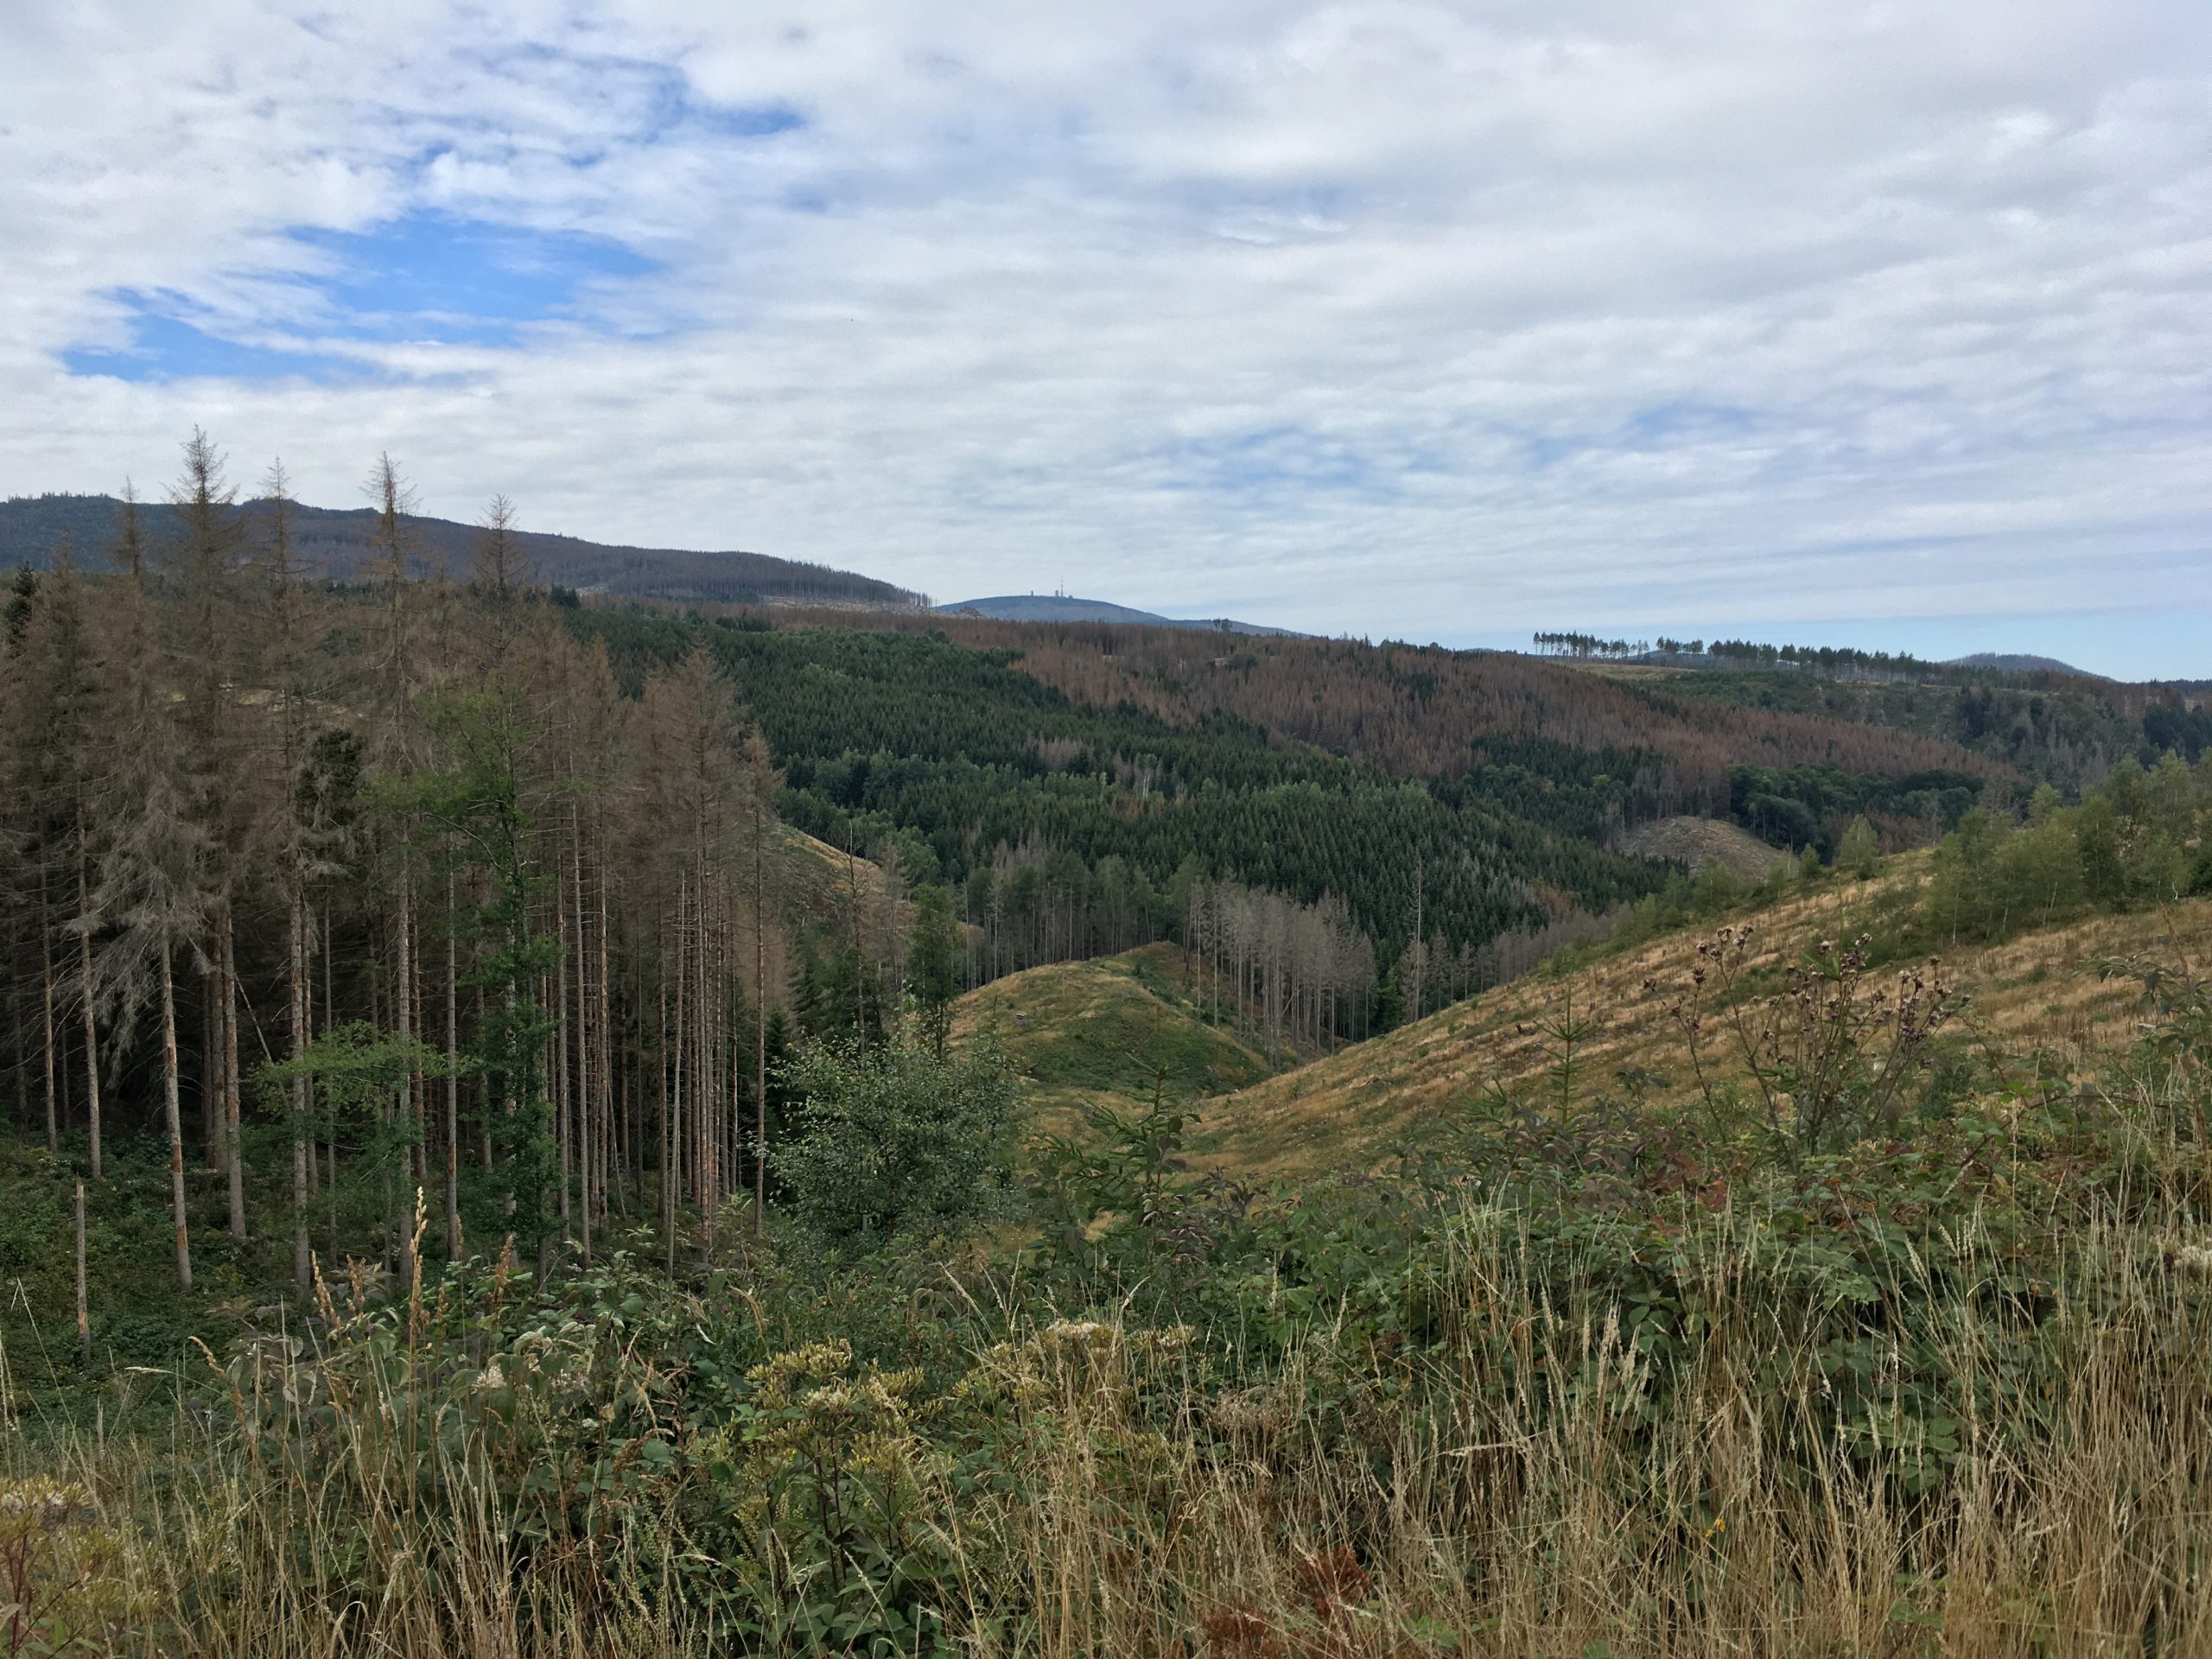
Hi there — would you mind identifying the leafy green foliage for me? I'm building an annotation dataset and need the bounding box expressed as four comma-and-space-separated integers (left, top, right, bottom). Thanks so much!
1919, 751, 2210, 944
773, 1039, 1022, 1242
1726, 761, 1981, 855
251, 1022, 446, 1243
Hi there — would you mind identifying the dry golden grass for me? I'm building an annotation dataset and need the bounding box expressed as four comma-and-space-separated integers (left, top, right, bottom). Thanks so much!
952, 945, 1277, 1138
769, 823, 893, 922
28, 1181, 2212, 1656
1194, 866, 2212, 1179
1613, 815, 1792, 881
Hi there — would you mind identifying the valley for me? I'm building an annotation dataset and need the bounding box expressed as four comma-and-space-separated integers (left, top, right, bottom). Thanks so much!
12, 7, 2210, 1648
0, 470, 2207, 1655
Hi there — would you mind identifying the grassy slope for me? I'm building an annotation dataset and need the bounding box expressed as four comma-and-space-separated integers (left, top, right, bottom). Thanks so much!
772, 822, 894, 923
1192, 859, 2212, 1178
952, 944, 1276, 1130
1613, 814, 1790, 880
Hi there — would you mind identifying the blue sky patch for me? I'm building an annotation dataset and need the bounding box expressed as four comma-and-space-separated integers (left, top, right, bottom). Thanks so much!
288, 212, 658, 342
61, 306, 360, 383
460, 43, 804, 147
62, 211, 662, 380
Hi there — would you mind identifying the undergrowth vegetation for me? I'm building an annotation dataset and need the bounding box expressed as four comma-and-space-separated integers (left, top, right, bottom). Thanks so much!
2, 931, 2210, 1655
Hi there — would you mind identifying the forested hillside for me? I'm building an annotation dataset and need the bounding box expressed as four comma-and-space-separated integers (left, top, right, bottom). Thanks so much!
0, 436, 1681, 1321
569, 605, 1669, 1026
703, 610, 2020, 868
0, 490, 926, 608
4, 442, 2212, 1656
1644, 663, 2210, 786
11, 448, 2199, 1279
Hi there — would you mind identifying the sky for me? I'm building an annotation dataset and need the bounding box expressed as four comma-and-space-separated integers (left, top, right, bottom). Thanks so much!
3, 3, 2209, 677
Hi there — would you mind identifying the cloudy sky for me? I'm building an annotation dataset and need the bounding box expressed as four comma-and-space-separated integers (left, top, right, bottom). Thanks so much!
4, 3, 2209, 674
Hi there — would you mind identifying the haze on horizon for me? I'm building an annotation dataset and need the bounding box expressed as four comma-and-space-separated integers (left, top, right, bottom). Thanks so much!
4, 2, 2209, 678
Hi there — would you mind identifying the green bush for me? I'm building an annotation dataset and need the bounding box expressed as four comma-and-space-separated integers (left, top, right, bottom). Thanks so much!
773, 1039, 1021, 1243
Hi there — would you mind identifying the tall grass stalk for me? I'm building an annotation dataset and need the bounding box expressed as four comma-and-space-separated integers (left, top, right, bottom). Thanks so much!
9, 1166, 2209, 1656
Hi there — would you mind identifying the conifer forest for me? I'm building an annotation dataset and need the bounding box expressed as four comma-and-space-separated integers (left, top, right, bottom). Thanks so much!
0, 435, 2206, 1654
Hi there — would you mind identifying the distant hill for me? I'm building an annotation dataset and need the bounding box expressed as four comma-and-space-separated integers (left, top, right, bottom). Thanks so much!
951, 944, 1276, 1131
938, 593, 1298, 636
0, 492, 925, 610
1614, 816, 1791, 881
1947, 652, 2101, 678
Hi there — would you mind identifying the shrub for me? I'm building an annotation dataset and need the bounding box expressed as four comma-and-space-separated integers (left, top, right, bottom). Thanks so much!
774, 1038, 1021, 1242
1838, 813, 1880, 879
0, 1478, 134, 1655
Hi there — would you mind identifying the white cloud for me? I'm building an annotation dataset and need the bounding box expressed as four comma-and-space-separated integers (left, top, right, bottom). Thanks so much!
2, 0, 2209, 672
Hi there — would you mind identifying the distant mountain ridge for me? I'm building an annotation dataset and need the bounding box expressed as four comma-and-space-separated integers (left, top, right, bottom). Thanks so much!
938, 593, 1300, 636
0, 492, 926, 610
1946, 652, 2102, 679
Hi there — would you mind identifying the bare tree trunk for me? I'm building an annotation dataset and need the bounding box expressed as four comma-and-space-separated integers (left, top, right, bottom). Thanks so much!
671, 887, 688, 1245
754, 806, 769, 1236
291, 890, 311, 1288
40, 919, 56, 1156
370, 968, 392, 1268
477, 985, 492, 1172
76, 862, 99, 1176
500, 979, 518, 1236
161, 945, 192, 1291
659, 976, 673, 1277
572, 823, 591, 1265
321, 903, 337, 1251
201, 969, 221, 1169
848, 853, 866, 1058
596, 869, 613, 1230
74, 1181, 90, 1369
696, 878, 715, 1249
445, 872, 461, 1261
222, 908, 245, 1240
394, 875, 416, 1286
556, 888, 572, 1242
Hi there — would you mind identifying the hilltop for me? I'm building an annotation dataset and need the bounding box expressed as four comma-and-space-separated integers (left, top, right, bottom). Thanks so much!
952, 944, 1276, 1128
938, 592, 1299, 636
1612, 814, 1790, 880
0, 492, 925, 609
1947, 651, 2101, 677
